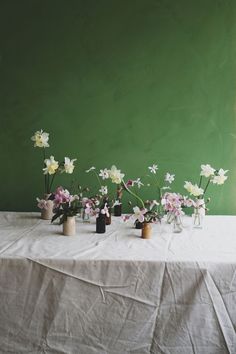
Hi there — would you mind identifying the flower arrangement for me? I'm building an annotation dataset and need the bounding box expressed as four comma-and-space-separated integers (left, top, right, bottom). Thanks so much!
31, 129, 77, 195
184, 164, 228, 204
51, 187, 81, 224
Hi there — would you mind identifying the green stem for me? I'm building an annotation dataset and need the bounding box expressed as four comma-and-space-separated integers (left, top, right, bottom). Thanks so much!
122, 180, 145, 209
203, 177, 211, 195
198, 175, 202, 188
42, 149, 47, 194
92, 171, 102, 188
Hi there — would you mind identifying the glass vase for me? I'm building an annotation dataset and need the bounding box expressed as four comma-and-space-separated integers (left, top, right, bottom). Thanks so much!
82, 208, 90, 223
173, 215, 183, 233
192, 208, 204, 229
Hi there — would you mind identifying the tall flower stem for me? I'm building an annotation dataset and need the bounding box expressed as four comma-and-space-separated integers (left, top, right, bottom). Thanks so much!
198, 176, 203, 188
203, 177, 211, 195
42, 149, 47, 194
122, 180, 145, 209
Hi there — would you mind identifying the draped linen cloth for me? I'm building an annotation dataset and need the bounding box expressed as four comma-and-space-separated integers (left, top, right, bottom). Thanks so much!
0, 212, 235, 354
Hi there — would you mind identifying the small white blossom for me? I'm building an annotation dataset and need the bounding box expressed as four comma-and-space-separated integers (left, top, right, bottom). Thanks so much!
200, 164, 215, 178
99, 186, 108, 195
99, 168, 110, 180
165, 173, 175, 184
133, 178, 144, 189
31, 129, 49, 148
212, 168, 228, 185
148, 164, 158, 174
86, 166, 96, 173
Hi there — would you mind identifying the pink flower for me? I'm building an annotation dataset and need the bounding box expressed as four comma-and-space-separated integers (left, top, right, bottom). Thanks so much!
126, 179, 134, 187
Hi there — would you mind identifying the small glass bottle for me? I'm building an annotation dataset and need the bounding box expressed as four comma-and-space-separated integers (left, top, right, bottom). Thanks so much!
114, 200, 122, 216
96, 213, 106, 233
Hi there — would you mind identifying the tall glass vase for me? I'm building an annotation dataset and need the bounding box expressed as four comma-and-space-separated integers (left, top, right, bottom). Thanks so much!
192, 199, 205, 229
173, 215, 183, 233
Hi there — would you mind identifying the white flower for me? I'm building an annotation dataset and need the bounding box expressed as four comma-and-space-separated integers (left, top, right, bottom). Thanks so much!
190, 184, 204, 197
165, 173, 175, 184
63, 157, 77, 174
200, 164, 215, 178
184, 181, 193, 193
86, 166, 96, 173
133, 206, 147, 223
31, 129, 49, 148
162, 186, 171, 190
99, 186, 108, 195
99, 168, 109, 180
113, 200, 121, 207
108, 165, 125, 184
150, 200, 159, 210
43, 156, 59, 175
212, 168, 228, 185
148, 164, 158, 174
133, 178, 144, 189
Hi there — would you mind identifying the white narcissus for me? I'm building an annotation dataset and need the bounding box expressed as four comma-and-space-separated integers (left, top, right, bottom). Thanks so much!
212, 169, 228, 185
184, 181, 193, 193
63, 157, 77, 174
108, 165, 125, 184
31, 129, 49, 148
191, 184, 204, 197
43, 156, 59, 175
200, 164, 215, 178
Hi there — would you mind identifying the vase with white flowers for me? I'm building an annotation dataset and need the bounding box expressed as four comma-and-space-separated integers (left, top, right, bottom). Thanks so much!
85, 166, 112, 224
184, 164, 228, 228
31, 130, 77, 220
51, 187, 81, 236
161, 192, 193, 232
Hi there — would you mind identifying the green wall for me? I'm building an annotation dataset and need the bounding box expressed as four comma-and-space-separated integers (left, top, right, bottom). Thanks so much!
0, 0, 236, 214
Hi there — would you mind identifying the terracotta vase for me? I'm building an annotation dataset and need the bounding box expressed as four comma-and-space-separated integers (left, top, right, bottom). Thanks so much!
41, 194, 54, 220
141, 222, 152, 239
63, 216, 76, 236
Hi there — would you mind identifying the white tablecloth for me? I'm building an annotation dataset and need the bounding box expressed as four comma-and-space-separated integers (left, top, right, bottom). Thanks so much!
0, 212, 236, 353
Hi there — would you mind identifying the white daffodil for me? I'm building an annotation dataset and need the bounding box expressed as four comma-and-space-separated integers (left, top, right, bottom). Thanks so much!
184, 181, 193, 193
212, 168, 228, 185
133, 206, 147, 223
200, 164, 215, 178
86, 166, 96, 173
133, 178, 144, 189
99, 168, 109, 180
108, 165, 125, 184
31, 129, 49, 148
43, 156, 59, 175
148, 164, 158, 174
63, 157, 77, 174
190, 184, 204, 197
165, 173, 175, 184
99, 186, 108, 195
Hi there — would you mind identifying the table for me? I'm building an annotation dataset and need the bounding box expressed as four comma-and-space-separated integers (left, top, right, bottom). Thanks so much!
0, 212, 236, 353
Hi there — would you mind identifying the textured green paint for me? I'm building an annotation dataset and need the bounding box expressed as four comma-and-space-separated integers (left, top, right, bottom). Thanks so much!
0, 0, 236, 213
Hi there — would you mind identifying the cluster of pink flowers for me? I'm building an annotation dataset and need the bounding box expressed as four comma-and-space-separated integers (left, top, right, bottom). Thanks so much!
161, 192, 193, 216
82, 197, 109, 218
53, 187, 75, 208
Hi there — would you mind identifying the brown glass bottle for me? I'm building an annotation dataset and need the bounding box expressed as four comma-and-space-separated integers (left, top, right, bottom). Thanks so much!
96, 213, 106, 233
